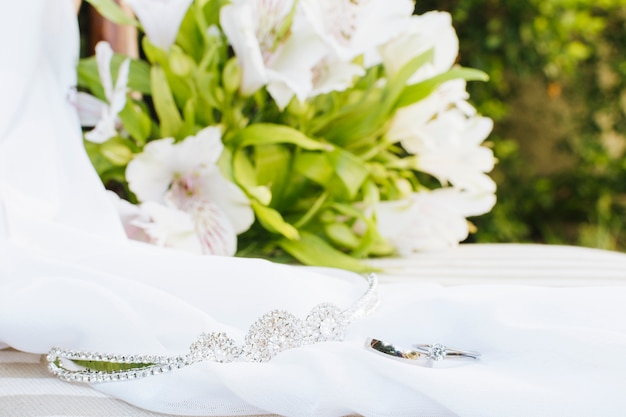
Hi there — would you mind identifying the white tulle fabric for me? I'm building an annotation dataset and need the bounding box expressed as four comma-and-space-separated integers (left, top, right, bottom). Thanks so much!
1, 1, 626, 416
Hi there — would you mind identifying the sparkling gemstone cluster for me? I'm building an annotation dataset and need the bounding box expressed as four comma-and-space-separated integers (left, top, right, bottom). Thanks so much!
47, 274, 378, 383
426, 344, 447, 361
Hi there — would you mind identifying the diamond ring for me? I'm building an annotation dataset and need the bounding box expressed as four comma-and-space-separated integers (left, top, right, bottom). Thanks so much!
365, 338, 480, 364
412, 343, 481, 361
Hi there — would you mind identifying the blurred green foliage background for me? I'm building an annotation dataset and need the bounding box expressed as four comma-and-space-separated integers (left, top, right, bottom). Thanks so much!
417, 0, 626, 251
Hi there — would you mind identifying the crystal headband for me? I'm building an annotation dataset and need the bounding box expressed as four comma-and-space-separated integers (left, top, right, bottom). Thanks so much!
47, 273, 378, 384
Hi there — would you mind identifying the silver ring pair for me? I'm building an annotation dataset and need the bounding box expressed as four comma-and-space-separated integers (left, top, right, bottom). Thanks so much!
366, 338, 480, 364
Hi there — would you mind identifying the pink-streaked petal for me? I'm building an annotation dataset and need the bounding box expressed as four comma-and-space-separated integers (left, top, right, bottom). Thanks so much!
139, 201, 203, 254
106, 191, 151, 243
74, 92, 106, 127
301, 0, 413, 61
189, 199, 238, 256
197, 172, 254, 234
310, 55, 365, 96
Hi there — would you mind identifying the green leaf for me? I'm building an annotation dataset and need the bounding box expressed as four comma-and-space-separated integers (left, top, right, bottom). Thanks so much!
254, 144, 291, 206
311, 92, 384, 146
150, 66, 183, 138
127, 59, 152, 95
327, 148, 370, 199
78, 56, 151, 96
84, 140, 113, 176
118, 102, 152, 145
328, 200, 388, 259
324, 222, 361, 249
232, 150, 272, 205
233, 149, 258, 189
294, 191, 329, 228
222, 57, 241, 94
142, 37, 168, 65
100, 139, 134, 166
169, 47, 195, 77
278, 231, 375, 272
177, 3, 205, 61
310, 49, 434, 145
196, 72, 222, 108
396, 67, 489, 109
381, 48, 435, 112
85, 0, 139, 26
235, 123, 332, 151
252, 200, 299, 240
173, 98, 196, 139
293, 152, 333, 185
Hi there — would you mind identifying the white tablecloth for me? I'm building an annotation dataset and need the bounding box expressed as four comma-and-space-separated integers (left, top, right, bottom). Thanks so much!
2, 243, 626, 417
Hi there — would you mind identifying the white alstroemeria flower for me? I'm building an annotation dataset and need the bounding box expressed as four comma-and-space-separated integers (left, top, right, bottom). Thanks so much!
388, 79, 474, 143
404, 109, 496, 193
301, 0, 413, 63
139, 201, 204, 253
141, 200, 239, 256
126, 126, 254, 253
125, 0, 193, 51
376, 188, 496, 255
78, 41, 130, 143
108, 190, 236, 256
309, 54, 365, 96
380, 11, 459, 84
220, 0, 328, 109
107, 190, 152, 243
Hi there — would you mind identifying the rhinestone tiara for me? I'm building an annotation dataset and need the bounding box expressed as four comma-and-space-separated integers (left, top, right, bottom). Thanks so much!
48, 273, 379, 384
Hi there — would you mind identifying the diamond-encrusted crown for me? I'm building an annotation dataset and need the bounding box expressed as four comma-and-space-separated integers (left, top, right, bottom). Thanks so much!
48, 274, 378, 383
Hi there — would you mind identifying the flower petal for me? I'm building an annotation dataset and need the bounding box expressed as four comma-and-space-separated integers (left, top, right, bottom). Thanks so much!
189, 199, 238, 256
197, 172, 255, 234
74, 92, 107, 127
376, 188, 495, 254
84, 108, 118, 143
126, 0, 193, 51
220, 3, 268, 96
94, 41, 114, 101
380, 11, 459, 83
401, 109, 496, 193
110, 58, 130, 115
310, 54, 365, 96
139, 201, 203, 254
126, 137, 178, 202
107, 191, 151, 242
176, 126, 224, 168
302, 0, 413, 61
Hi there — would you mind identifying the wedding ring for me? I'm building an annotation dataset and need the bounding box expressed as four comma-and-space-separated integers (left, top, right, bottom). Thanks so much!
412, 343, 481, 361
365, 338, 480, 364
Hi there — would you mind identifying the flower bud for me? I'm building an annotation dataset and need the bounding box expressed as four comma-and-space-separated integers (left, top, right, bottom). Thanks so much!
101, 141, 134, 166
169, 47, 194, 77
222, 57, 241, 94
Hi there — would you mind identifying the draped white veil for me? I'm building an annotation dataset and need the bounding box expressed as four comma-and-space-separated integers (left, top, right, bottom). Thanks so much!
2, 1, 626, 416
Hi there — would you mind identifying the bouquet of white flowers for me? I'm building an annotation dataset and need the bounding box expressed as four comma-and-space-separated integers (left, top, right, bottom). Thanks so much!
77, 0, 496, 271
